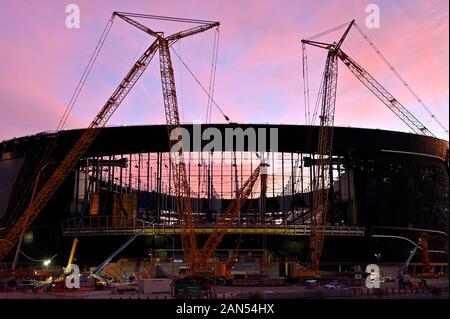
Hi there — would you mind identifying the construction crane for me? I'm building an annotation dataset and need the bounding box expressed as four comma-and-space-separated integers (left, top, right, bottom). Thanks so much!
172, 156, 263, 276
0, 28, 158, 263
0, 12, 219, 264
69, 14, 220, 271
67, 13, 254, 275
110, 12, 265, 276
301, 21, 353, 273
197, 163, 265, 273
180, 162, 263, 277
301, 20, 440, 273
418, 232, 432, 276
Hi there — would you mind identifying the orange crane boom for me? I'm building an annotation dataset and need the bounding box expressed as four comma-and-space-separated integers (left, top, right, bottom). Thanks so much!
197, 163, 264, 272
0, 12, 219, 265
301, 20, 440, 273
116, 14, 262, 273
337, 50, 434, 137
0, 30, 160, 262
158, 37, 200, 267
104, 12, 220, 270
302, 21, 353, 273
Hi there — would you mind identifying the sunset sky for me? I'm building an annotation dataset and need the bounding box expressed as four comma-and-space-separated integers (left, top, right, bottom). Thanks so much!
0, 0, 448, 141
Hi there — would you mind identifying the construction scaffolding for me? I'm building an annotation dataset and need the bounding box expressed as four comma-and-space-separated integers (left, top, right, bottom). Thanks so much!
68, 150, 360, 228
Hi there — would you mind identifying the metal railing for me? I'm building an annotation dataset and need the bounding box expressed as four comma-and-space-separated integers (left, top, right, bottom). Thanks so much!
62, 216, 365, 237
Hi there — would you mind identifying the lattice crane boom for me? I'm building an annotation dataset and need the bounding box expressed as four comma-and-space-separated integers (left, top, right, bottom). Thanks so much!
114, 13, 219, 270
114, 12, 161, 38
115, 12, 219, 47
302, 20, 353, 273
158, 38, 200, 267
301, 18, 440, 273
337, 50, 435, 137
0, 12, 219, 265
198, 164, 263, 270
310, 50, 339, 272
302, 20, 435, 138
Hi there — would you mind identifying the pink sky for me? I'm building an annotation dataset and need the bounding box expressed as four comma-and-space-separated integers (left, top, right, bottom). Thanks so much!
0, 0, 448, 141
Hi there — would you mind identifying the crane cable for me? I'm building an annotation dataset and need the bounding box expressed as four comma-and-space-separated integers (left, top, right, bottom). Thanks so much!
206, 27, 220, 123
305, 21, 352, 41
303, 20, 448, 139
202, 29, 220, 203
170, 46, 231, 123
114, 12, 217, 25
353, 22, 449, 136
303, 22, 351, 126
311, 64, 326, 125
210, 28, 220, 123
301, 43, 311, 125
178, 41, 185, 120
5, 15, 115, 228
58, 15, 115, 131
200, 28, 220, 186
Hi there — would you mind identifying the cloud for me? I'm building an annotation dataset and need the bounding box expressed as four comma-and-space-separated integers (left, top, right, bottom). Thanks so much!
0, 0, 447, 141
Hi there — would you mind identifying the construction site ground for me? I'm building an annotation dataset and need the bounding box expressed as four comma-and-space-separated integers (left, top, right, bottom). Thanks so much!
0, 277, 447, 299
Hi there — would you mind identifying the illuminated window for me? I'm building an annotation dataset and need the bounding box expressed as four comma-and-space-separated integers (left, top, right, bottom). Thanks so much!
24, 231, 33, 243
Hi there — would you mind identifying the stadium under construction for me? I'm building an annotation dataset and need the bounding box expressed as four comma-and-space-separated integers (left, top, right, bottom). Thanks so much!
0, 123, 448, 277
0, 12, 448, 292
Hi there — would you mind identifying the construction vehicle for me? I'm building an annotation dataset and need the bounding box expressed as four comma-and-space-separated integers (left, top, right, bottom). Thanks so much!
400, 246, 418, 277
301, 20, 444, 274
397, 246, 418, 289
302, 21, 354, 275
174, 275, 213, 299
417, 232, 439, 278
285, 261, 316, 280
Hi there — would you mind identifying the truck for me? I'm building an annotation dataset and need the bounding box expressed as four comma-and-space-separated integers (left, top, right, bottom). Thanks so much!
174, 275, 212, 299
138, 278, 171, 294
